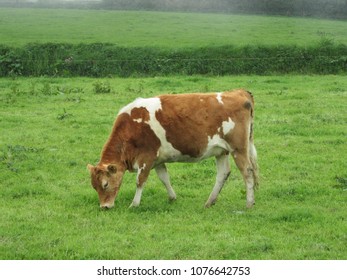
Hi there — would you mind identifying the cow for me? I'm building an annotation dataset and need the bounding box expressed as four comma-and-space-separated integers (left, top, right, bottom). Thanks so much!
87, 89, 258, 209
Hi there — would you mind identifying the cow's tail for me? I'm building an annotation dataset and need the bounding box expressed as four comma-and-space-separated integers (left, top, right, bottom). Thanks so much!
247, 91, 259, 189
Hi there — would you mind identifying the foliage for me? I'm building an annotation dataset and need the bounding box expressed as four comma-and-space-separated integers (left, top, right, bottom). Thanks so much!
0, 41, 346, 77
0, 75, 346, 259
93, 80, 112, 94
0, 47, 23, 76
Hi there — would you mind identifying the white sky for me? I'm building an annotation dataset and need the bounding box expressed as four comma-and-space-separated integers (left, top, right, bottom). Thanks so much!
24, 0, 102, 2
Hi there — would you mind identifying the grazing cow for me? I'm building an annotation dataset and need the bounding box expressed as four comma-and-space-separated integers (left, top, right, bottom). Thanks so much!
87, 89, 258, 209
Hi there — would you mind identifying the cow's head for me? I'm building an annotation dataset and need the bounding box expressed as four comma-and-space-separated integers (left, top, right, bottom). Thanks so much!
87, 164, 123, 209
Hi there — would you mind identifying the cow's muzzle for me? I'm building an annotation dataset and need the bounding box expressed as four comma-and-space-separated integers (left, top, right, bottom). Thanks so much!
100, 203, 114, 209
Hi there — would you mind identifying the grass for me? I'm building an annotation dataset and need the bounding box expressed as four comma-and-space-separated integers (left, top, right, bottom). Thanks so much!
0, 8, 347, 48
0, 75, 346, 259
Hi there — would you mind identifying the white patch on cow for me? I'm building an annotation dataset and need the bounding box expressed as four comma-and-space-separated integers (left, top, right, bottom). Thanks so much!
101, 179, 108, 189
133, 162, 146, 172
120, 97, 184, 164
135, 163, 147, 185
222, 117, 235, 135
199, 118, 235, 160
249, 142, 257, 159
131, 187, 143, 207
119, 97, 162, 116
195, 133, 234, 162
206, 134, 232, 156
133, 118, 142, 123
148, 118, 183, 164
216, 92, 223, 104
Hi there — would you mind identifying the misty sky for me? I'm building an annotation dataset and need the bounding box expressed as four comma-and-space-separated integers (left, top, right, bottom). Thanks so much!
24, 0, 102, 2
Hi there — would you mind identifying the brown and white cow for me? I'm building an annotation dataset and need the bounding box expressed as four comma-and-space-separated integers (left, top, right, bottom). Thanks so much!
87, 89, 258, 209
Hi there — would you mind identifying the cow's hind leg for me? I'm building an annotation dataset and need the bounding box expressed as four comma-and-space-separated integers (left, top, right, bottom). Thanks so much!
155, 164, 177, 201
232, 149, 256, 208
205, 154, 231, 208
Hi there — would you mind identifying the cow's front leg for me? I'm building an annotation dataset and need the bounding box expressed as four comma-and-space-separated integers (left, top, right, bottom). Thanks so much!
130, 163, 151, 208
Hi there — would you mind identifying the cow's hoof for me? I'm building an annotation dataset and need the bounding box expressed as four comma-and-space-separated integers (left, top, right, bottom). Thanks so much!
129, 202, 140, 208
246, 201, 255, 208
204, 201, 215, 208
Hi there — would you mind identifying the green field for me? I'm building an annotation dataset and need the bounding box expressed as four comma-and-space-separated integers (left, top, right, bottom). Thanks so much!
0, 7, 346, 260
1, 8, 346, 48
0, 75, 346, 259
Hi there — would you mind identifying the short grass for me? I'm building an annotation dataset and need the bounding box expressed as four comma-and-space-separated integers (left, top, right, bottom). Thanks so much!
0, 8, 346, 48
0, 75, 346, 260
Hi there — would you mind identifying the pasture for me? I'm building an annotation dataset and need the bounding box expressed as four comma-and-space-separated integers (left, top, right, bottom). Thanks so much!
0, 75, 346, 259
1, 8, 347, 48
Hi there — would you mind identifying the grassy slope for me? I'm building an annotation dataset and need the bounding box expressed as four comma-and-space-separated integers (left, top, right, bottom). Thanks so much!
0, 75, 346, 259
0, 8, 346, 48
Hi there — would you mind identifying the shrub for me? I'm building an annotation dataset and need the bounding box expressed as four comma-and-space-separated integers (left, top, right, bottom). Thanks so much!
93, 81, 112, 94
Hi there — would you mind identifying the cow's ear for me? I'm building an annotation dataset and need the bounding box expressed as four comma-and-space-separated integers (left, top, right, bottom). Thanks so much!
87, 164, 94, 173
107, 164, 117, 174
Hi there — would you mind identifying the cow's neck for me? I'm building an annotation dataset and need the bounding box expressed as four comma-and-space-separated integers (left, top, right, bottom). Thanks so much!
100, 133, 121, 165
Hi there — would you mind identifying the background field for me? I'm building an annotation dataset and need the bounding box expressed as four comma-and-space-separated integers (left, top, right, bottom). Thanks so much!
1, 8, 346, 77
1, 8, 347, 48
0, 75, 346, 259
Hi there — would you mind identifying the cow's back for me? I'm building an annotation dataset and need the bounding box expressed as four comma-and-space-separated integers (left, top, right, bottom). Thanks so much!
155, 90, 253, 159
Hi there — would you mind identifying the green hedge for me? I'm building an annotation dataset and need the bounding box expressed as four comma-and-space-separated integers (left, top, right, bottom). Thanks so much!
0, 42, 346, 77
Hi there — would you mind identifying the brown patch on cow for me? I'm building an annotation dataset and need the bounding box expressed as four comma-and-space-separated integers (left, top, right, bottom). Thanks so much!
155, 90, 253, 158
155, 94, 218, 157
130, 107, 150, 122
100, 112, 161, 170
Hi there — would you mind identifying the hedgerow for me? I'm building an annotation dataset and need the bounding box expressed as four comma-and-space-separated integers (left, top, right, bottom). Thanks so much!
0, 41, 346, 77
